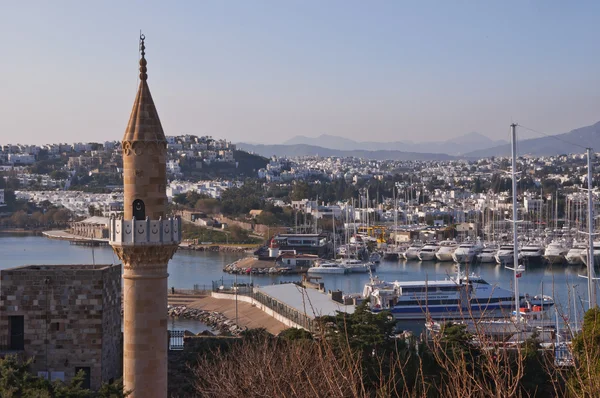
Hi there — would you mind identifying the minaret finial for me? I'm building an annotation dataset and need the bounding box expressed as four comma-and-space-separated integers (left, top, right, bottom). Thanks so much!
139, 32, 147, 81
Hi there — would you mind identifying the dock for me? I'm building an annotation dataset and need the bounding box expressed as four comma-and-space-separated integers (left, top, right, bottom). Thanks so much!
43, 230, 110, 244
223, 256, 310, 274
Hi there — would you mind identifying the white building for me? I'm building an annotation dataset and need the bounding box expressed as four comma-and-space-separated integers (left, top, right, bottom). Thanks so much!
8, 154, 35, 165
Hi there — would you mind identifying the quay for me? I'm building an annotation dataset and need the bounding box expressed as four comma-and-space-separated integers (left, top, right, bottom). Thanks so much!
43, 229, 256, 252
212, 282, 355, 331
167, 291, 288, 334
167, 282, 355, 334
43, 229, 109, 243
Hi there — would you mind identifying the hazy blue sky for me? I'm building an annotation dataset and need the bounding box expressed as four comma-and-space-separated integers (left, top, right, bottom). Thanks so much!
1, 1, 600, 145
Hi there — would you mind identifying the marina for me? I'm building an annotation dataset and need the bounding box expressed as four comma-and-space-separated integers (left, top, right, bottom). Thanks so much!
2, 234, 597, 332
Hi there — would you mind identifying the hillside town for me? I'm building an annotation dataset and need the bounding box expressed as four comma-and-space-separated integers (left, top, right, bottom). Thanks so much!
2, 135, 599, 246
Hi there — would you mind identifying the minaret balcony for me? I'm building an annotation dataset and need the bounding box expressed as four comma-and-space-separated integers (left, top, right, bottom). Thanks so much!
109, 216, 181, 246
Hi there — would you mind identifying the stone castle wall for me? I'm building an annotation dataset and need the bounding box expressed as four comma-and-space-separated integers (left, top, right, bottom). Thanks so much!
0, 264, 122, 390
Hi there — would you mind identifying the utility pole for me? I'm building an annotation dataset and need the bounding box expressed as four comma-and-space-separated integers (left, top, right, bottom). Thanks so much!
234, 271, 238, 326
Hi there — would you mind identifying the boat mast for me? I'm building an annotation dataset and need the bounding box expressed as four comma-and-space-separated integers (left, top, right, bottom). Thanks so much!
587, 148, 596, 308
511, 123, 521, 322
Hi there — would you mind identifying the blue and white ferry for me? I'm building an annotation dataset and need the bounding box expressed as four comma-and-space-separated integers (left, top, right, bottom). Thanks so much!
363, 273, 516, 320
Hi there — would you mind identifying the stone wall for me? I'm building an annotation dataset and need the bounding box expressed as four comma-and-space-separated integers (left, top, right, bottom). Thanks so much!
216, 215, 287, 236
0, 264, 122, 390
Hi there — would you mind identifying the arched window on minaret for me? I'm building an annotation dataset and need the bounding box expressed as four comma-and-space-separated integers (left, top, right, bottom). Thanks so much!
133, 199, 145, 220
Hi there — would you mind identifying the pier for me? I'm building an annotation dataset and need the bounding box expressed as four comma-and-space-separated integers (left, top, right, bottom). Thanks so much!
69, 239, 109, 247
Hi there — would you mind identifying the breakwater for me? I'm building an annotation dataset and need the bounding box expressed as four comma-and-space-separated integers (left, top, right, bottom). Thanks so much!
168, 305, 245, 336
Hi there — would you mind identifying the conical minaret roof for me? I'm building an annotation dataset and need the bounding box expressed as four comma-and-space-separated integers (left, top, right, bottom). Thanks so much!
122, 35, 166, 143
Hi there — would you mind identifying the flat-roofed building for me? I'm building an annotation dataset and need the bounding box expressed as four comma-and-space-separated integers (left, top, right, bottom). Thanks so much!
0, 264, 121, 390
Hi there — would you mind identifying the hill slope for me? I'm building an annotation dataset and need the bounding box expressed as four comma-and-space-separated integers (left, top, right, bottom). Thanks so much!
236, 143, 456, 161
281, 132, 507, 155
464, 121, 600, 157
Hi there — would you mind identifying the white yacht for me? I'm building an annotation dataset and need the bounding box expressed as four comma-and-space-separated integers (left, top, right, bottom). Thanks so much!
402, 242, 424, 261
566, 242, 586, 266
580, 242, 600, 267
435, 240, 458, 262
417, 242, 440, 261
495, 244, 516, 265
543, 241, 569, 265
338, 258, 373, 273
520, 243, 545, 265
477, 245, 498, 264
307, 260, 348, 275
452, 240, 484, 263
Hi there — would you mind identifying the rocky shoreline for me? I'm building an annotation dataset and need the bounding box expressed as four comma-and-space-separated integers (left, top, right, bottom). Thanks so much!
168, 305, 246, 336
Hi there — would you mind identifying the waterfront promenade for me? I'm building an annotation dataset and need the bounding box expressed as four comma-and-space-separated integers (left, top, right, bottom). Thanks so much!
43, 229, 256, 252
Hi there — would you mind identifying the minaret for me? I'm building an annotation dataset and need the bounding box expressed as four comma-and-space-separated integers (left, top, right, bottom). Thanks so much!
109, 34, 180, 397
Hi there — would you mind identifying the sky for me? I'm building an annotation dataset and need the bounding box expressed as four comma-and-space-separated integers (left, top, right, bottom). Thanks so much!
1, 1, 600, 146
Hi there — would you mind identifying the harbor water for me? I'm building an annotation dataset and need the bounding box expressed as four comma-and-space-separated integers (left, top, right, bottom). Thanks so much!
1, 235, 596, 330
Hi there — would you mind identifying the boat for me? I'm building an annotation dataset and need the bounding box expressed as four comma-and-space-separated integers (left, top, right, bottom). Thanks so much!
383, 247, 400, 261
543, 241, 569, 265
495, 244, 516, 265
339, 258, 373, 273
417, 242, 439, 261
402, 242, 424, 261
307, 260, 348, 275
363, 273, 516, 320
565, 242, 586, 266
477, 245, 498, 264
427, 299, 556, 343
452, 240, 484, 263
580, 241, 600, 267
369, 252, 382, 264
435, 240, 458, 262
520, 242, 545, 265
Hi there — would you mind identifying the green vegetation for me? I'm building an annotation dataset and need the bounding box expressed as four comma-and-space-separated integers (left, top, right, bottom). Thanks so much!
0, 199, 73, 229
179, 151, 268, 179
69, 172, 122, 193
568, 307, 600, 395
0, 355, 129, 397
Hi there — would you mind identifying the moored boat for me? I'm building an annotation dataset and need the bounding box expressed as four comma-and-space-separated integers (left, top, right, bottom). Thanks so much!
402, 242, 424, 261
477, 245, 498, 264
495, 244, 515, 265
307, 260, 348, 274
580, 241, 600, 267
435, 240, 458, 262
452, 240, 484, 263
543, 241, 569, 265
566, 242, 586, 266
363, 273, 515, 321
520, 242, 545, 265
417, 242, 439, 261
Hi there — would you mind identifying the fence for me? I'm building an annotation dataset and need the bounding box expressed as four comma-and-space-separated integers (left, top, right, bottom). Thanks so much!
168, 330, 185, 350
212, 280, 316, 332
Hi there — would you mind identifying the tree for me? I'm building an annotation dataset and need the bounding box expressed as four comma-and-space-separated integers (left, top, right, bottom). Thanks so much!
0, 355, 129, 397
278, 328, 313, 341
568, 307, 600, 395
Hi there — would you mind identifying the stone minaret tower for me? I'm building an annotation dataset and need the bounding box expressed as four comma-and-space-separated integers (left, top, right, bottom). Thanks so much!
109, 34, 181, 397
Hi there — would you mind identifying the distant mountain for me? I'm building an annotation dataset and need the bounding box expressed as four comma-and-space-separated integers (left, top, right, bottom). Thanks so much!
464, 121, 600, 158
281, 132, 507, 155
235, 143, 455, 161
